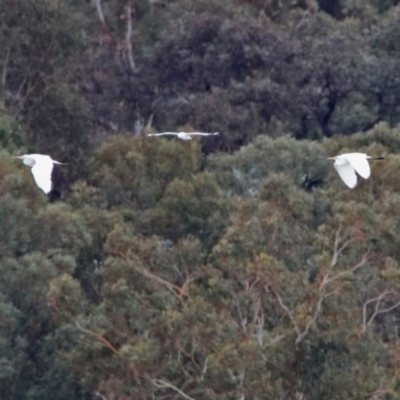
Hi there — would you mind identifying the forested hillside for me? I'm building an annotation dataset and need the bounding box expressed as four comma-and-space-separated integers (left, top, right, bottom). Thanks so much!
1, 0, 400, 399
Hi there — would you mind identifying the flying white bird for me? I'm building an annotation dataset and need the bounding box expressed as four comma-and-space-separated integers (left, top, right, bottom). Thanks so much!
14, 154, 65, 194
328, 153, 384, 188
148, 132, 219, 141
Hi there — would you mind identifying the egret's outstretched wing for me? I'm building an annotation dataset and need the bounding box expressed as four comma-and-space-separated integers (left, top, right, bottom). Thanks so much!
148, 132, 178, 137
188, 132, 219, 136
344, 153, 371, 179
334, 162, 357, 188
31, 157, 54, 194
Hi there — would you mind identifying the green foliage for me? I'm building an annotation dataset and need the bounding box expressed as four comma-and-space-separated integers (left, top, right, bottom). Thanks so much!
89, 134, 202, 208
3, 0, 400, 156
0, 111, 26, 150
3, 1, 400, 399
143, 172, 230, 246
3, 126, 400, 398
27, 84, 92, 184
208, 135, 329, 194
0, 0, 89, 115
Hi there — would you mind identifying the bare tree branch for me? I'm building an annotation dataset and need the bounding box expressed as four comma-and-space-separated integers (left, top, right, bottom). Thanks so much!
201, 357, 209, 381
366, 388, 395, 399
94, 392, 109, 400
11, 76, 39, 115
1, 47, 10, 89
230, 291, 246, 332
125, 0, 136, 72
92, 0, 114, 45
262, 333, 286, 347
93, 0, 105, 24
267, 285, 337, 344
145, 113, 154, 130
268, 287, 302, 339
119, 251, 192, 302
319, 249, 370, 291
176, 343, 202, 373
331, 226, 361, 267
295, 289, 336, 344
76, 322, 145, 396
141, 267, 189, 299
361, 291, 400, 335
254, 301, 264, 346
152, 379, 196, 400
75, 322, 120, 355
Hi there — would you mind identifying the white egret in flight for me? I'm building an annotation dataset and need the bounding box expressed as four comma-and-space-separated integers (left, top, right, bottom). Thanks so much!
14, 154, 66, 194
148, 132, 219, 141
328, 153, 384, 188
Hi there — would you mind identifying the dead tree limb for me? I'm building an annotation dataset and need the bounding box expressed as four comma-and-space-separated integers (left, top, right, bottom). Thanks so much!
125, 0, 136, 72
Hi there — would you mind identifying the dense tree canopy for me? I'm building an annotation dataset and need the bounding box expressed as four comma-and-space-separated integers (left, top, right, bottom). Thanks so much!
1, 1, 400, 399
